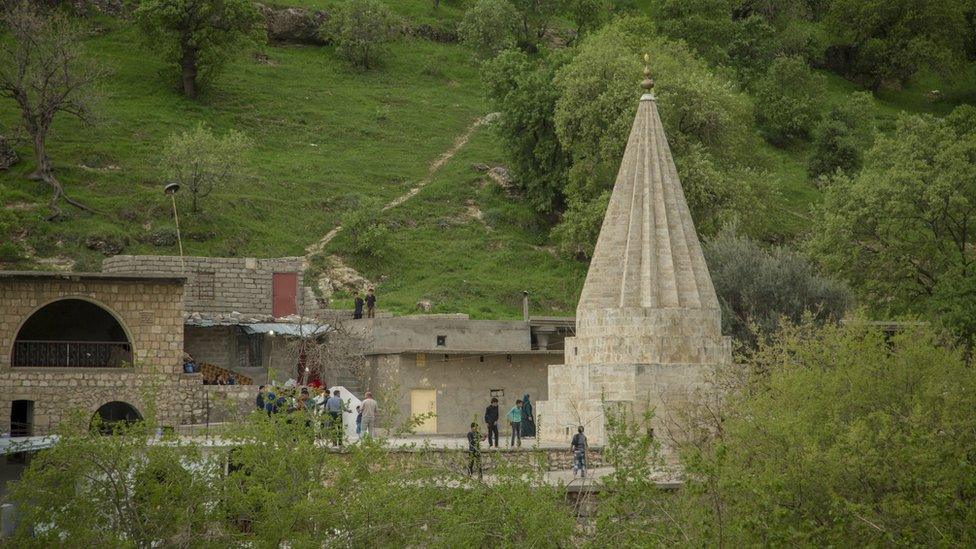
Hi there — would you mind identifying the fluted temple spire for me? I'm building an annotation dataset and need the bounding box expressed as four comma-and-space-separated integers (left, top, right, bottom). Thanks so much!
576, 63, 719, 339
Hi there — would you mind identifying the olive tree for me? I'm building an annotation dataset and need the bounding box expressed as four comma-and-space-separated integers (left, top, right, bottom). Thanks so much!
324, 0, 397, 70
135, 0, 261, 98
458, 0, 520, 57
159, 123, 252, 212
0, 3, 106, 220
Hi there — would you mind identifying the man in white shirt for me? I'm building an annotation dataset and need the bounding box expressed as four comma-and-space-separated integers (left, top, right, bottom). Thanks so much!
360, 391, 379, 437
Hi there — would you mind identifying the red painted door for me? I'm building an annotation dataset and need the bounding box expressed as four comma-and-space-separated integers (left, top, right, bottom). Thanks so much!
272, 272, 298, 317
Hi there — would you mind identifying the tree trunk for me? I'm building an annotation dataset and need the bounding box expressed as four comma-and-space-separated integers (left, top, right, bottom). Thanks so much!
181, 47, 198, 98
29, 130, 51, 181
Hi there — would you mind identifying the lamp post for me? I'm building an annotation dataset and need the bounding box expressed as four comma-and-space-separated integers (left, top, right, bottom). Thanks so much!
163, 182, 185, 272
267, 330, 275, 385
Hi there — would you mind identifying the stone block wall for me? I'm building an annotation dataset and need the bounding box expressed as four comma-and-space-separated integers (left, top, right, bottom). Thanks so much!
374, 351, 557, 435
0, 275, 192, 434
102, 255, 314, 316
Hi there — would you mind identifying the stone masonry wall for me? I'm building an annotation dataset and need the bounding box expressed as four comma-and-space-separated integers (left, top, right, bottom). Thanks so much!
0, 276, 190, 434
102, 255, 313, 316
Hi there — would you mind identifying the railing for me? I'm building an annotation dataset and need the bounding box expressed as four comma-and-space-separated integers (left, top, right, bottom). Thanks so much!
11, 340, 132, 368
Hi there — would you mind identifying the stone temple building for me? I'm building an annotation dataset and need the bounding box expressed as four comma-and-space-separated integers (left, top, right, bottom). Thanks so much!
537, 72, 732, 446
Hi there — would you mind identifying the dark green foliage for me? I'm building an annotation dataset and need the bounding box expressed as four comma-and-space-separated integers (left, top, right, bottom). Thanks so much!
755, 55, 825, 144
458, 0, 520, 56
324, 0, 398, 69
510, 0, 564, 48
674, 322, 976, 545
704, 227, 851, 345
647, 0, 735, 65
135, 0, 261, 98
482, 48, 571, 214
808, 91, 875, 178
826, 0, 970, 89
810, 105, 976, 344
727, 14, 781, 82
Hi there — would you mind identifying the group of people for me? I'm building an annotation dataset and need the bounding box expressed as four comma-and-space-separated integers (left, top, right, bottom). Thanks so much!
468, 394, 588, 478
482, 394, 536, 449
352, 288, 377, 320
255, 385, 379, 446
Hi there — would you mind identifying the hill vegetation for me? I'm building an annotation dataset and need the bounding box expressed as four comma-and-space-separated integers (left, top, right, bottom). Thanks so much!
1, 0, 974, 335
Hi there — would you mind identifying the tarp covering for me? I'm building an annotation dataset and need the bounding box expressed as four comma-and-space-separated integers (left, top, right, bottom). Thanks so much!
240, 323, 332, 337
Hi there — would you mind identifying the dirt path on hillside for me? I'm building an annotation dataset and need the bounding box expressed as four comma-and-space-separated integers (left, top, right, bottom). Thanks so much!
304, 113, 495, 257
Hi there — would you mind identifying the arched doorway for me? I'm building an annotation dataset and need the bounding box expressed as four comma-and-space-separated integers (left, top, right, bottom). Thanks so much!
91, 401, 142, 433
12, 299, 132, 368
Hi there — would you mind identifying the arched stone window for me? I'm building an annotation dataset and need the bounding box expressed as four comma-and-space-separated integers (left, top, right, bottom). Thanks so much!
11, 299, 132, 368
92, 401, 142, 434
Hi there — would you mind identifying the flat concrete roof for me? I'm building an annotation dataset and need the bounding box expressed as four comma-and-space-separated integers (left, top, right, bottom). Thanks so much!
369, 349, 565, 356
0, 271, 186, 284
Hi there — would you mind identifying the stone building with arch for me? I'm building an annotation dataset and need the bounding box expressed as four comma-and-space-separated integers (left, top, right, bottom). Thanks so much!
0, 271, 204, 435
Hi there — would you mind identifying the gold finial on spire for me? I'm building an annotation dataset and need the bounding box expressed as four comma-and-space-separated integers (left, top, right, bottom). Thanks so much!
641, 53, 654, 91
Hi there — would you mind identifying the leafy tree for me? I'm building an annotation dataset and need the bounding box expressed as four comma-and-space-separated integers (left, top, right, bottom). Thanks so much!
458, 0, 520, 57
668, 322, 976, 545
564, 0, 612, 37
726, 14, 781, 82
809, 106, 976, 345
324, 0, 397, 70
551, 18, 754, 256
160, 123, 252, 212
704, 226, 851, 346
135, 0, 261, 98
754, 55, 825, 144
510, 0, 565, 48
647, 0, 735, 64
482, 48, 571, 214
808, 91, 875, 179
0, 2, 106, 220
826, 0, 969, 89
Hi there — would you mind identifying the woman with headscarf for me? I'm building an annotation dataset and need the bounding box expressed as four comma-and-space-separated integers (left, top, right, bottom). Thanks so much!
521, 394, 535, 437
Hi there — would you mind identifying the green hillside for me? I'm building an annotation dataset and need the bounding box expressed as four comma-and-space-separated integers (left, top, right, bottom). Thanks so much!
2, 1, 974, 319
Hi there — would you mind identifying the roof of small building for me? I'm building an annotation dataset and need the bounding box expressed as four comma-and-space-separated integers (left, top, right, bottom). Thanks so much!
0, 270, 186, 284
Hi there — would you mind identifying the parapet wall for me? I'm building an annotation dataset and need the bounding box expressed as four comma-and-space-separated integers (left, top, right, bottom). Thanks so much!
103, 255, 313, 316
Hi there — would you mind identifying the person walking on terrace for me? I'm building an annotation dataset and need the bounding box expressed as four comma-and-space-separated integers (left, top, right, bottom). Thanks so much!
484, 397, 500, 448
467, 422, 483, 479
571, 426, 588, 478
507, 399, 523, 448
365, 288, 377, 318
325, 389, 346, 446
353, 291, 364, 320
521, 394, 535, 437
360, 391, 379, 437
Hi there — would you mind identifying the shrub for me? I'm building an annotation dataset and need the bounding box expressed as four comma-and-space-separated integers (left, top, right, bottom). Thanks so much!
324, 0, 397, 69
808, 91, 875, 178
754, 55, 825, 145
341, 201, 391, 258
458, 0, 519, 57
704, 226, 850, 346
159, 123, 252, 213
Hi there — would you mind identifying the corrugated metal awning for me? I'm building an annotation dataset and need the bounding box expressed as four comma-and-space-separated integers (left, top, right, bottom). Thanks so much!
239, 323, 332, 337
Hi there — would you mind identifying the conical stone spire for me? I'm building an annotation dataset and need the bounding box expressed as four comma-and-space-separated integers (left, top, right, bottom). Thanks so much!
574, 64, 721, 359
537, 58, 730, 448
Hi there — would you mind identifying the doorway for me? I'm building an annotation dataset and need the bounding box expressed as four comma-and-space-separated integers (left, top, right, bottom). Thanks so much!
410, 389, 437, 434
10, 400, 34, 437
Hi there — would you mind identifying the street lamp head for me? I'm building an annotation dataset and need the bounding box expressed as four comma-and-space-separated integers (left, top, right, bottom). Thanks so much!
163, 182, 181, 195
268, 330, 275, 337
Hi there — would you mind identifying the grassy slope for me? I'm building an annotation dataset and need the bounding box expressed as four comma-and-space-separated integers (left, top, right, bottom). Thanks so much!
0, 13, 484, 269
2, 6, 973, 318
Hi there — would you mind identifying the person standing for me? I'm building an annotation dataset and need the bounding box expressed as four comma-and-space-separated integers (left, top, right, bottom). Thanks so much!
360, 391, 379, 437
507, 399, 523, 448
365, 288, 377, 318
467, 422, 483, 479
325, 389, 345, 446
484, 397, 500, 448
521, 394, 535, 437
355, 405, 363, 435
571, 426, 588, 478
353, 291, 364, 320
256, 385, 266, 411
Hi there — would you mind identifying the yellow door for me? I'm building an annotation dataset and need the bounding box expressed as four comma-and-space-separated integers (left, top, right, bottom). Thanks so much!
410, 389, 437, 434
